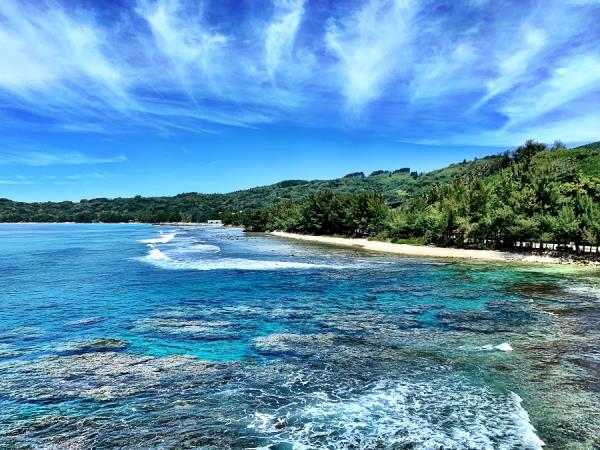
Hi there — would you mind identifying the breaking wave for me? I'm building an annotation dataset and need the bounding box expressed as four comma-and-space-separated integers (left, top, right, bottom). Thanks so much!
139, 233, 176, 244
135, 227, 367, 271
137, 252, 334, 271
249, 379, 544, 449
174, 243, 221, 253
463, 342, 514, 352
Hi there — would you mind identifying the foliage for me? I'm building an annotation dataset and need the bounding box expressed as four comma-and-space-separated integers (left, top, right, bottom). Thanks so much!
3, 140, 600, 251
223, 191, 388, 237
386, 140, 600, 247
0, 154, 500, 223
226, 140, 600, 248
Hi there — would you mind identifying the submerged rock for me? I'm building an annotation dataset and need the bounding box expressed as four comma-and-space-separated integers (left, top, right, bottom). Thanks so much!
253, 333, 337, 354
134, 317, 233, 339
64, 316, 105, 328
1, 351, 221, 402
0, 343, 22, 359
54, 338, 129, 355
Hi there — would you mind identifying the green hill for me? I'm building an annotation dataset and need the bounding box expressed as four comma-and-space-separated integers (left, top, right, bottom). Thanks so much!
1, 140, 598, 233
219, 140, 600, 249
0, 154, 503, 223
395, 139, 600, 247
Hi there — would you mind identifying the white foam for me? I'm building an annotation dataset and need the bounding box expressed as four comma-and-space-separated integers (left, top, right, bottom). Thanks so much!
467, 342, 514, 352
138, 254, 333, 271
565, 285, 600, 299
145, 248, 171, 261
511, 392, 546, 449
248, 379, 545, 449
136, 227, 375, 271
495, 342, 513, 352
175, 243, 221, 253
139, 233, 176, 244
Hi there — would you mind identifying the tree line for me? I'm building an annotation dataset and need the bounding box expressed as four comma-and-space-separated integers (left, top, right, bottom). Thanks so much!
224, 140, 600, 250
0, 157, 485, 223
3, 139, 600, 252
222, 190, 388, 236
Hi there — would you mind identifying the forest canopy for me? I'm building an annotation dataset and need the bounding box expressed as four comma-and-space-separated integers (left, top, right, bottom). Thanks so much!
223, 140, 600, 249
2, 140, 600, 249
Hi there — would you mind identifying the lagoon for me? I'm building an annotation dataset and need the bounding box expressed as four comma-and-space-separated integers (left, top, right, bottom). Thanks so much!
0, 224, 598, 448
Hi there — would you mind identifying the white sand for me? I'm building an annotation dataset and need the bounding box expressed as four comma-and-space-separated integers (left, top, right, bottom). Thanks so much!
269, 232, 571, 265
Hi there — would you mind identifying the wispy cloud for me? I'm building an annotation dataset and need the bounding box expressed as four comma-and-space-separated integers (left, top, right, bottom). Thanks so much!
264, 0, 305, 81
0, 150, 126, 166
325, 0, 415, 112
136, 0, 228, 94
0, 0, 598, 143
473, 28, 547, 109
500, 55, 600, 128
0, 175, 36, 185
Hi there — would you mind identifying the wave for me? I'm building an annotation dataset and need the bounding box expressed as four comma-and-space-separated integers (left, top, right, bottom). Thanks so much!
145, 248, 172, 261
139, 233, 176, 244
248, 379, 544, 449
565, 285, 600, 299
479, 342, 513, 352
137, 253, 334, 271
511, 392, 546, 449
173, 243, 221, 253
494, 342, 513, 352
135, 227, 373, 271
461, 342, 514, 352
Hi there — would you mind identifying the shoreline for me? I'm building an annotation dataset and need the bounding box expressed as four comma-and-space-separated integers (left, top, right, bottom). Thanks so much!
268, 231, 598, 267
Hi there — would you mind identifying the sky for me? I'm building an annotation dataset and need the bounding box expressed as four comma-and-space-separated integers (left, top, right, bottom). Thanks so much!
0, 0, 599, 201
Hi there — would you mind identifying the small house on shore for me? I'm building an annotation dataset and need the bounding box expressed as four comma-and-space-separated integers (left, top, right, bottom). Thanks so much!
207, 219, 222, 225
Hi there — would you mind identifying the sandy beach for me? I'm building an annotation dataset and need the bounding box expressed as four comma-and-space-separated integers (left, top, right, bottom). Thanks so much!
269, 231, 582, 265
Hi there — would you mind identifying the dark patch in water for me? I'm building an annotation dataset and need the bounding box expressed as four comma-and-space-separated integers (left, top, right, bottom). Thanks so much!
506, 282, 562, 298
54, 338, 129, 356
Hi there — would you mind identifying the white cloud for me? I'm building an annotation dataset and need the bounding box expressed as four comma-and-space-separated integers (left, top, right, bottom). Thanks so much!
0, 0, 598, 143
0, 175, 35, 185
474, 28, 547, 108
0, 150, 126, 166
136, 0, 228, 92
65, 172, 107, 181
409, 41, 478, 101
325, 0, 416, 112
501, 55, 600, 127
0, 1, 124, 94
515, 114, 600, 143
264, 0, 305, 81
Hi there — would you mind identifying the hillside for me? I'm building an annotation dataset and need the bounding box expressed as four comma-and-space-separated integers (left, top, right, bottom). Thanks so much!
0, 154, 503, 223
222, 140, 600, 249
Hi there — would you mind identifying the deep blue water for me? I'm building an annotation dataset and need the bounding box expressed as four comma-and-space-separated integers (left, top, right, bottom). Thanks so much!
0, 224, 599, 449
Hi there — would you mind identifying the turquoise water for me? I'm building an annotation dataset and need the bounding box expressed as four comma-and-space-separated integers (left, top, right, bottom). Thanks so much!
0, 224, 599, 449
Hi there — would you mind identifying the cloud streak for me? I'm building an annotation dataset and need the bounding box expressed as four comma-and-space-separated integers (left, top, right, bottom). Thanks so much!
0, 150, 126, 166
264, 0, 306, 82
0, 0, 598, 144
325, 0, 415, 112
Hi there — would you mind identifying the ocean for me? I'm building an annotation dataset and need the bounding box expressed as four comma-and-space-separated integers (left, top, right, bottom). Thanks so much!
0, 224, 598, 449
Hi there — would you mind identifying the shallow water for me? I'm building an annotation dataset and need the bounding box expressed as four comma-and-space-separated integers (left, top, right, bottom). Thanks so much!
0, 224, 599, 449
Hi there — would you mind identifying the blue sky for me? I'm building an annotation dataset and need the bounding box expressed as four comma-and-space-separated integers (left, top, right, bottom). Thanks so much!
1, 0, 599, 201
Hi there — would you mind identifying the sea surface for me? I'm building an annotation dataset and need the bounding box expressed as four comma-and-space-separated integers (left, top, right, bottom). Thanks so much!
0, 224, 599, 449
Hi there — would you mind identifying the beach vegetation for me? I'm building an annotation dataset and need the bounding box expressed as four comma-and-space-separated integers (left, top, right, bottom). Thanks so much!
3, 140, 600, 252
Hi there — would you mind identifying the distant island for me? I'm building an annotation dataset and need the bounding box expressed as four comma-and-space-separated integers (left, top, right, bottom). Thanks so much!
3, 140, 600, 255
